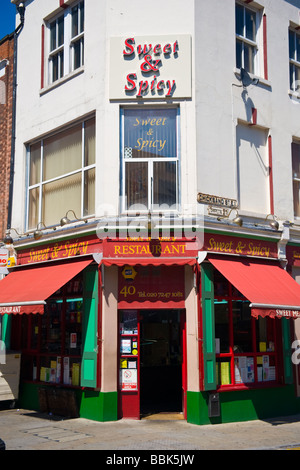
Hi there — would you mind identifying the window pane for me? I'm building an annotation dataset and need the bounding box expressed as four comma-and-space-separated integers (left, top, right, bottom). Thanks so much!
28, 187, 40, 230
124, 109, 177, 159
73, 39, 82, 70
57, 16, 64, 47
235, 4, 244, 36
292, 143, 300, 178
29, 142, 41, 185
125, 161, 148, 209
293, 180, 300, 217
65, 299, 83, 355
245, 8, 256, 41
289, 30, 295, 60
215, 300, 229, 353
153, 161, 177, 207
59, 50, 64, 78
297, 34, 300, 62
42, 172, 82, 226
232, 301, 252, 353
50, 21, 56, 51
80, 1, 84, 33
244, 43, 255, 73
214, 270, 229, 297
84, 118, 96, 166
43, 124, 82, 180
72, 5, 79, 37
52, 55, 58, 82
290, 63, 295, 90
296, 66, 300, 90
256, 317, 275, 352
236, 39, 243, 69
84, 167, 95, 216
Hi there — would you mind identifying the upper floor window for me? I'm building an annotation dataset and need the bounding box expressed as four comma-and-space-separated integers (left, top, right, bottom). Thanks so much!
235, 3, 258, 74
289, 29, 300, 92
292, 141, 300, 217
27, 116, 95, 230
48, 1, 84, 85
120, 108, 179, 213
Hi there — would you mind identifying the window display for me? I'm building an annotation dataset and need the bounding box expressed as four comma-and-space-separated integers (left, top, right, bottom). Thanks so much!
214, 270, 280, 388
14, 273, 84, 387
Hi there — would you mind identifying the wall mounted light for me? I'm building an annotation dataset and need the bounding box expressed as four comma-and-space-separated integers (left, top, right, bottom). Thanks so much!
33, 222, 46, 240
16, 2, 26, 25
265, 214, 279, 230
3, 228, 22, 245
60, 210, 80, 226
217, 209, 243, 227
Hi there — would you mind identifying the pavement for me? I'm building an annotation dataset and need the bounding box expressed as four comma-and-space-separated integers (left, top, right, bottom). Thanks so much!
1, 408, 300, 454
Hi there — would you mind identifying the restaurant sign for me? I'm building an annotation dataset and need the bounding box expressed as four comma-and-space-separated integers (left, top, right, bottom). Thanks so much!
118, 265, 185, 308
17, 235, 101, 265
204, 234, 277, 259
109, 35, 191, 99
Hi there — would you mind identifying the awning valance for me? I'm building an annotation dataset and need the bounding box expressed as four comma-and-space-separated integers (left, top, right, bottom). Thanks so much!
0, 259, 93, 315
208, 255, 300, 319
101, 257, 196, 267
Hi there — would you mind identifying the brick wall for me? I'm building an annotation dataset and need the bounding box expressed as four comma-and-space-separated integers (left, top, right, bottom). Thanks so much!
0, 34, 14, 240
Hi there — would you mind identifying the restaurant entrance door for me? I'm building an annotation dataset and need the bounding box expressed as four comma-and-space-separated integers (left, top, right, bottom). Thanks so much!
139, 309, 186, 417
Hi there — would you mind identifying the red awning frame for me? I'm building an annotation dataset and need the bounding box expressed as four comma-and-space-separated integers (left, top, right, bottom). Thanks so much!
208, 254, 300, 319
0, 258, 93, 315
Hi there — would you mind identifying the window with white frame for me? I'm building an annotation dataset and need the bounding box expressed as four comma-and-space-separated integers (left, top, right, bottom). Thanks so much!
121, 108, 179, 213
289, 29, 300, 92
292, 142, 300, 217
235, 2, 258, 74
48, 1, 84, 85
27, 117, 95, 230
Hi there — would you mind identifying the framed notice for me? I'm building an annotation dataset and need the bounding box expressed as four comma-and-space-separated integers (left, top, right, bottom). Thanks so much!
120, 369, 138, 391
121, 338, 131, 354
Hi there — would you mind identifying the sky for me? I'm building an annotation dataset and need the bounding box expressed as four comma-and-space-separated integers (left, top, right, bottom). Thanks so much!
0, 0, 17, 39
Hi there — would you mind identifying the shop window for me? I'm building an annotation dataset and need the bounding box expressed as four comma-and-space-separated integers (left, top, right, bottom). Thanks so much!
120, 108, 179, 213
289, 29, 300, 93
235, 2, 259, 74
214, 270, 280, 388
12, 273, 84, 386
27, 116, 95, 229
292, 141, 300, 217
47, 1, 84, 85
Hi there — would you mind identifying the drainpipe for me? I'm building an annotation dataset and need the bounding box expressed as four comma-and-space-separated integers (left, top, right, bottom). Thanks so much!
7, 2, 26, 230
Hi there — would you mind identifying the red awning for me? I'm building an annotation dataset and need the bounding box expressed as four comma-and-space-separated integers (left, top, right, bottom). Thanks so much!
208, 255, 300, 319
0, 259, 93, 315
102, 257, 196, 266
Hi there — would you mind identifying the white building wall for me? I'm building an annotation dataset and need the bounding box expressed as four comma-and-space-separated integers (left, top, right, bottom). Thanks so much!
11, 0, 300, 235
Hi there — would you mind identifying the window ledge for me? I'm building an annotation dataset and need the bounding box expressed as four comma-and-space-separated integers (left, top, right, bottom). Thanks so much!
233, 67, 271, 89
217, 382, 284, 392
40, 66, 84, 96
289, 90, 300, 101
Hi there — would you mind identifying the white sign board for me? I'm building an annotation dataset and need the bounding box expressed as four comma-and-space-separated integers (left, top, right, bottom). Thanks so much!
110, 35, 192, 100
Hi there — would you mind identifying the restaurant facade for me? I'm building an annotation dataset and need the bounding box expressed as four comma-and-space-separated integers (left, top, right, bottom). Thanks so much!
1, 0, 300, 424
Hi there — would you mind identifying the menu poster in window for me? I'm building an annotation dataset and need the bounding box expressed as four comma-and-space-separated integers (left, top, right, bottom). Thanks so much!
121, 338, 131, 354
234, 357, 254, 383
56, 356, 61, 383
120, 369, 138, 391
63, 357, 70, 385
70, 333, 77, 349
